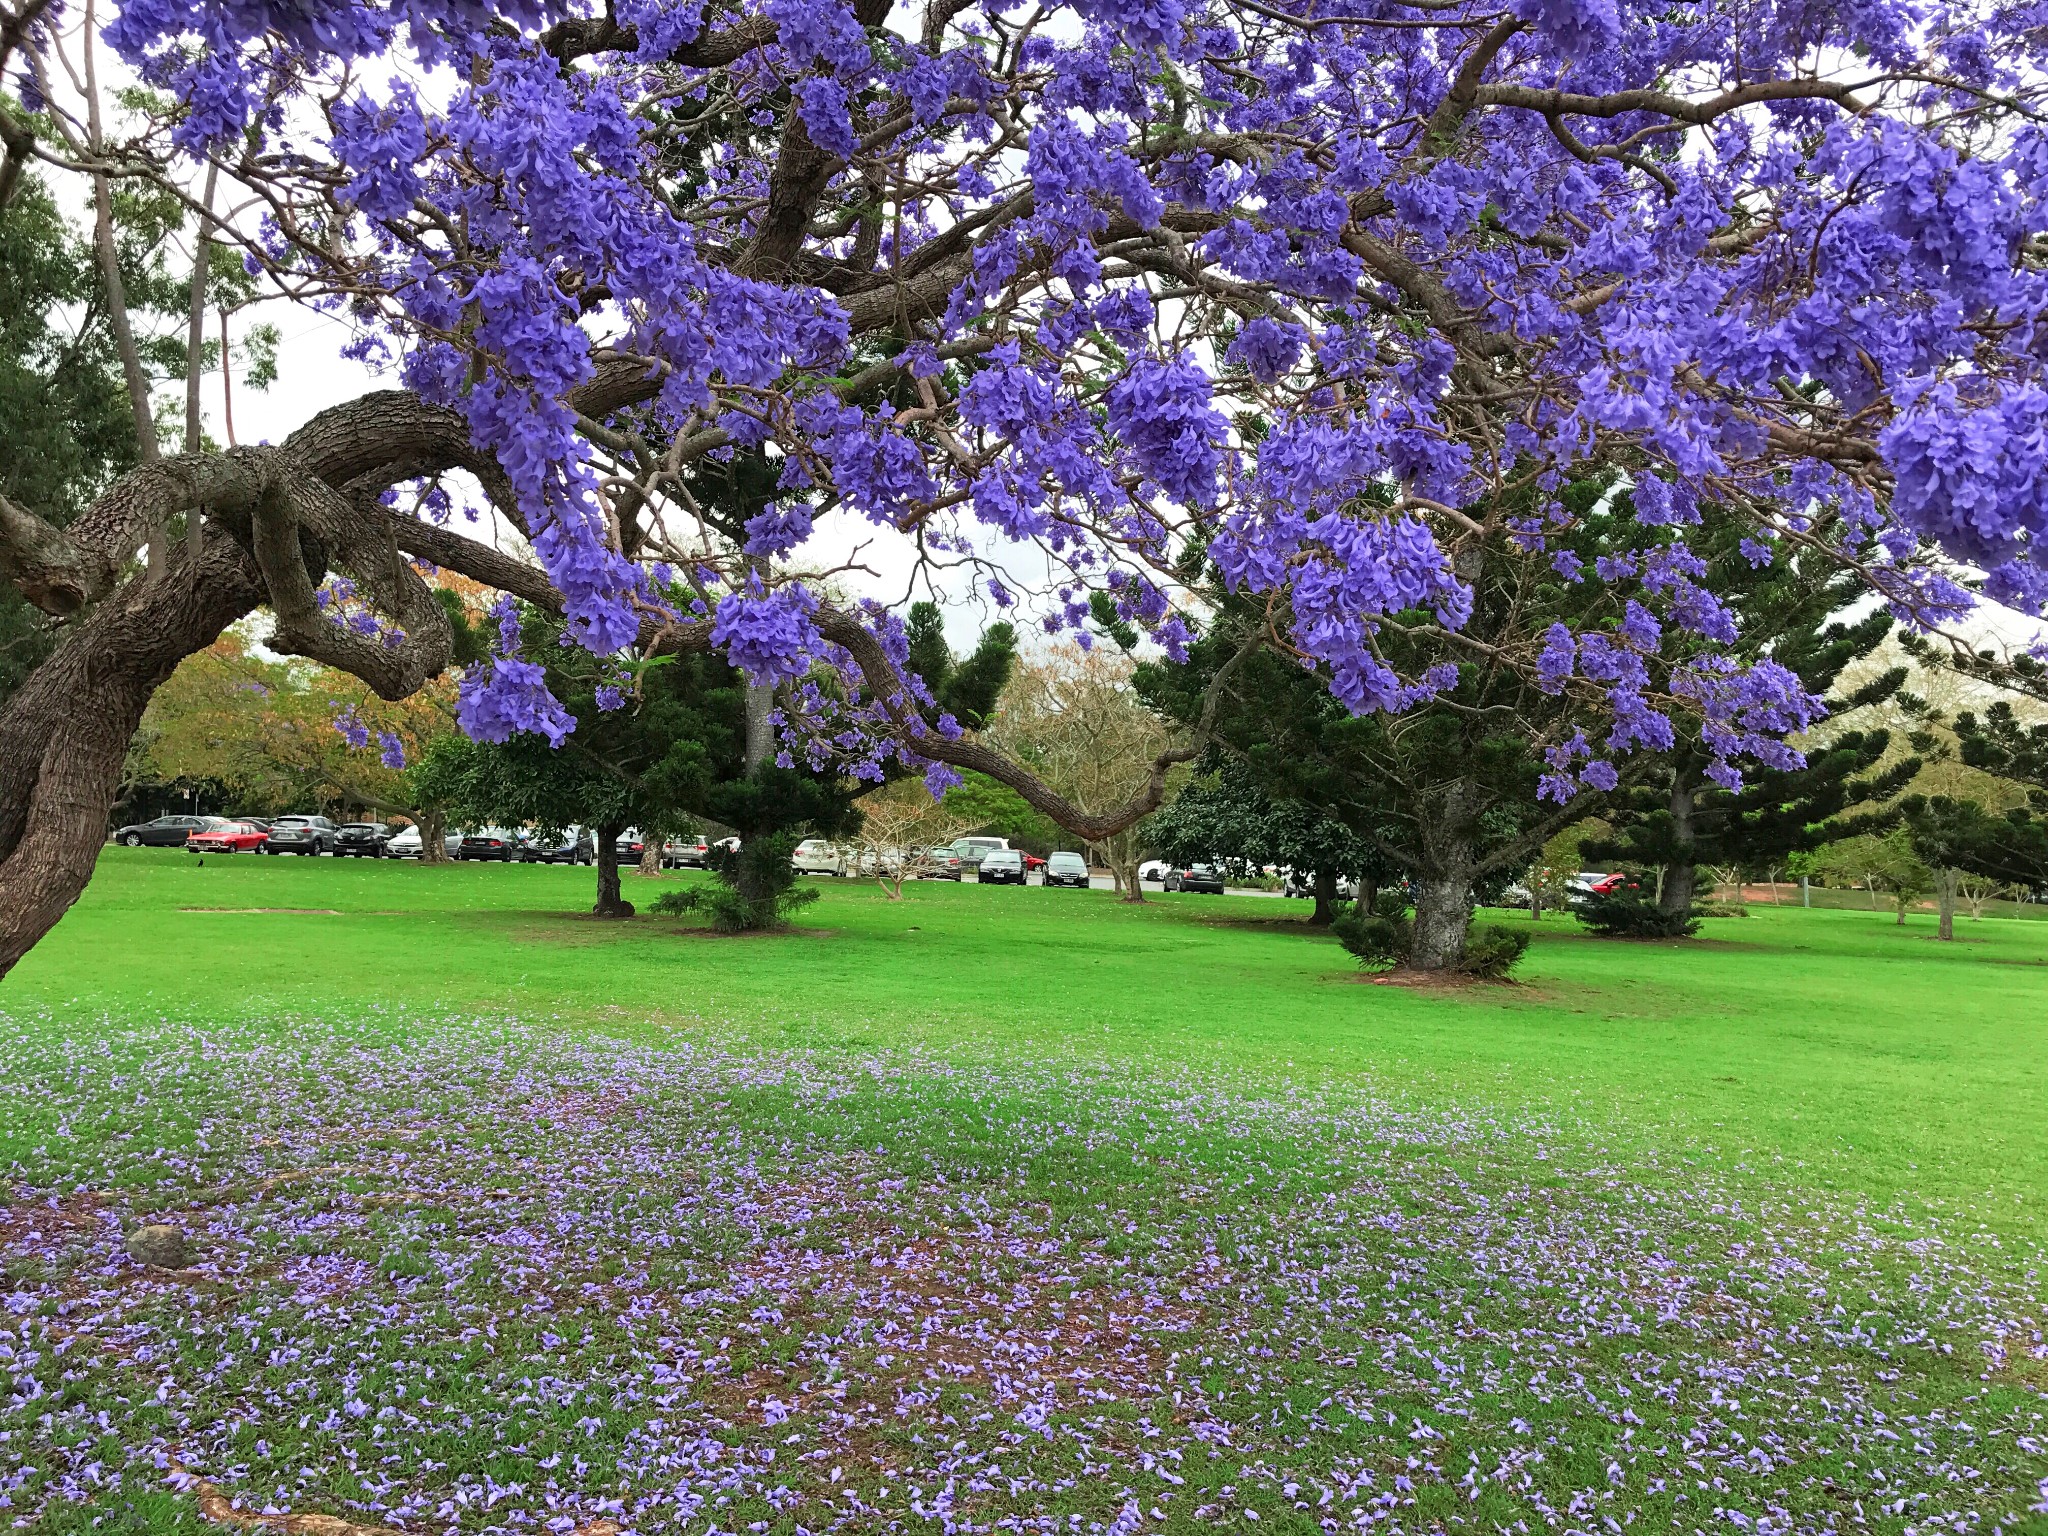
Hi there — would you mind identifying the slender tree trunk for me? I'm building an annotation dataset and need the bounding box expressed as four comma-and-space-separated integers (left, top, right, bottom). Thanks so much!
1658, 779, 1697, 920
415, 808, 450, 865
1358, 874, 1378, 917
1410, 870, 1475, 971
593, 820, 634, 918
638, 842, 663, 877
183, 166, 218, 458
1937, 868, 1956, 941
745, 682, 775, 774
1111, 849, 1143, 903
1309, 867, 1338, 926
219, 309, 237, 445
1895, 894, 1909, 926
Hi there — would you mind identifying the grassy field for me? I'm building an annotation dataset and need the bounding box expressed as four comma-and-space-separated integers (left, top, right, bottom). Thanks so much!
3, 849, 2045, 1533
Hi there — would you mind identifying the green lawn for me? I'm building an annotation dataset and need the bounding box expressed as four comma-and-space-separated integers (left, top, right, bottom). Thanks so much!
15, 848, 2048, 1230
4, 849, 2045, 1533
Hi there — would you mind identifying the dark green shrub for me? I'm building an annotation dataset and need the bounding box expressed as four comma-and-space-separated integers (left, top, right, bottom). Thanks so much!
652, 832, 819, 931
1330, 910, 1410, 971
1459, 924, 1530, 978
1332, 892, 1530, 979
1576, 880, 1700, 938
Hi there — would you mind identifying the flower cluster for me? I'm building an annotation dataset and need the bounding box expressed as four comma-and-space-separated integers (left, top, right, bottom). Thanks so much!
94, 0, 2048, 784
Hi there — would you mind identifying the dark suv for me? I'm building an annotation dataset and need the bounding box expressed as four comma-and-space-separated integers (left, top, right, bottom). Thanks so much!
265, 815, 337, 855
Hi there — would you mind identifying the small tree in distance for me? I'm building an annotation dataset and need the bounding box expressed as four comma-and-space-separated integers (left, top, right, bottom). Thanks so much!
984, 644, 1181, 901
854, 781, 974, 900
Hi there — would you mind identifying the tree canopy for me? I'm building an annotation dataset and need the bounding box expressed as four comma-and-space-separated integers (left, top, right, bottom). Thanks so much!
11, 0, 2048, 971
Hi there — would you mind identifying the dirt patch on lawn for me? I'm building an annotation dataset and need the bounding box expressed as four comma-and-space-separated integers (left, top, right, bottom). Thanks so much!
181, 907, 344, 915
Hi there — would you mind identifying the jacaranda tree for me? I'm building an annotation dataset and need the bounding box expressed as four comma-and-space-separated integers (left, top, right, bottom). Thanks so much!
4, 0, 2047, 973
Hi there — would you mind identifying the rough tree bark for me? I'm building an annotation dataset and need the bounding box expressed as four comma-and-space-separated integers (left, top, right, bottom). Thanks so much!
1409, 867, 1476, 971
638, 842, 664, 878
0, 527, 262, 974
593, 821, 634, 919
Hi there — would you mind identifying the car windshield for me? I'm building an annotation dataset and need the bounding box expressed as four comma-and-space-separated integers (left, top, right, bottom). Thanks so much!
1049, 854, 1085, 870
275, 818, 311, 827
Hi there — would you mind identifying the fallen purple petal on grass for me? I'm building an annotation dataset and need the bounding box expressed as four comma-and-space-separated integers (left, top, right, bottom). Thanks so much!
1, 1012, 2041, 1532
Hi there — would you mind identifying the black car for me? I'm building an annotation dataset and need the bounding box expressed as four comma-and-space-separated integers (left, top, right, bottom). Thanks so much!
1042, 851, 1090, 888
265, 815, 338, 854
458, 827, 524, 861
111, 814, 219, 847
334, 822, 395, 857
978, 849, 1028, 884
1164, 863, 1225, 894
521, 827, 594, 865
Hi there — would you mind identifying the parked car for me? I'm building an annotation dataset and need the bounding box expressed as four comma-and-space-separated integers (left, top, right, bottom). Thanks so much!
111, 814, 217, 848
186, 820, 269, 854
949, 836, 1010, 874
1164, 863, 1225, 894
232, 816, 274, 834
978, 848, 1027, 884
1138, 859, 1170, 883
672, 834, 715, 867
1021, 852, 1047, 874
1282, 870, 1358, 900
265, 815, 337, 855
919, 844, 966, 880
386, 825, 462, 859
791, 838, 850, 877
521, 827, 594, 864
1042, 851, 1090, 888
334, 822, 395, 857
1568, 870, 1626, 903
459, 827, 524, 861
1500, 881, 1535, 909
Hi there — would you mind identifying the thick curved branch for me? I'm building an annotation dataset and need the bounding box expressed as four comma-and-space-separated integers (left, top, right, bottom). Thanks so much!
541, 12, 777, 66
1478, 77, 1871, 124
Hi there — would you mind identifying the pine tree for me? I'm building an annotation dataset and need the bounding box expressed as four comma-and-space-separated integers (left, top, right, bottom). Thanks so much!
1580, 530, 1917, 922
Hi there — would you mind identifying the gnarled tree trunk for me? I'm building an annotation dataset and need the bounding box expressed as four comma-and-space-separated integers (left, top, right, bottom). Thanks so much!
0, 529, 264, 976
415, 808, 451, 864
593, 822, 634, 918
639, 842, 664, 878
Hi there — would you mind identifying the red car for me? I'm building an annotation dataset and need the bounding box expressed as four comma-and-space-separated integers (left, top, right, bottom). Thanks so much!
187, 820, 269, 853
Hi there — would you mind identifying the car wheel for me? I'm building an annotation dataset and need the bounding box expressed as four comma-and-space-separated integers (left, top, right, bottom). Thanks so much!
122, 833, 142, 847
